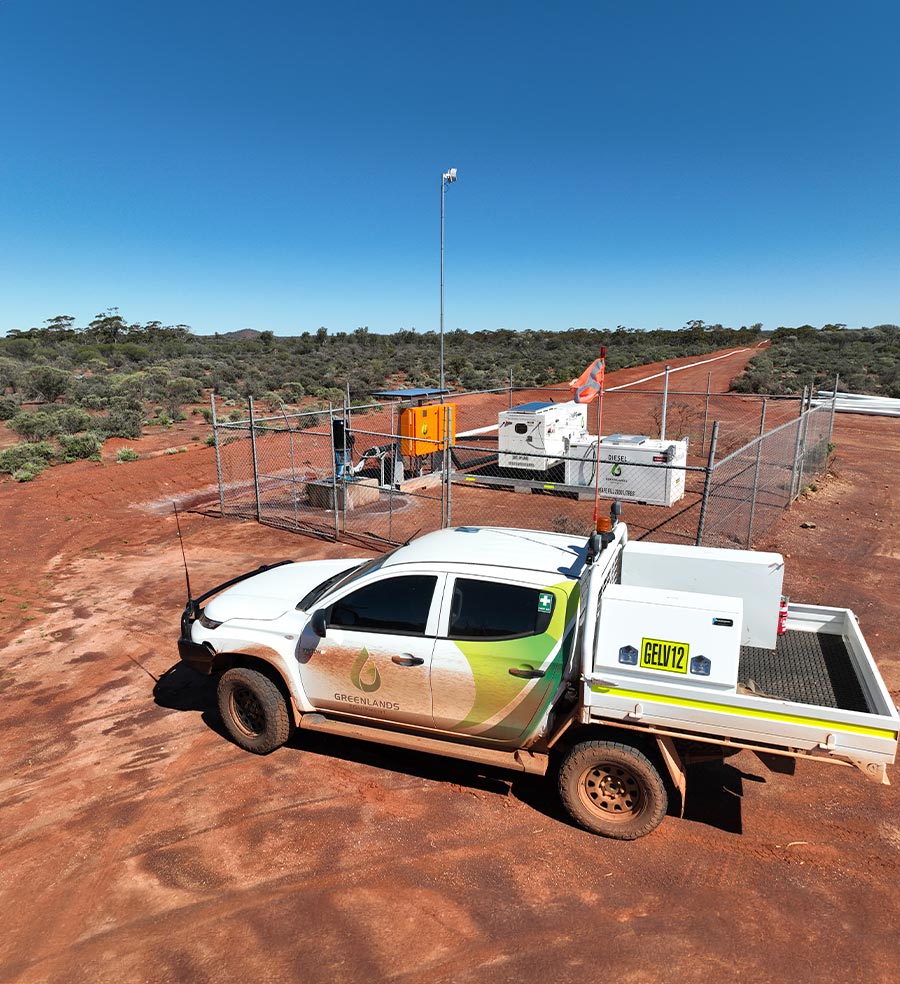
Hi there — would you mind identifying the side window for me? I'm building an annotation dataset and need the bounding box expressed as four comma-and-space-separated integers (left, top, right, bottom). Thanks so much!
448, 578, 555, 640
328, 575, 437, 635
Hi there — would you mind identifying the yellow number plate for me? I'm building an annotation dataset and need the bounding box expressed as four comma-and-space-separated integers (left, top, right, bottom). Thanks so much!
640, 637, 689, 674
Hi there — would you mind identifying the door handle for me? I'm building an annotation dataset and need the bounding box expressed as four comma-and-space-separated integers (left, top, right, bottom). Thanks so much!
509, 665, 545, 679
392, 654, 425, 667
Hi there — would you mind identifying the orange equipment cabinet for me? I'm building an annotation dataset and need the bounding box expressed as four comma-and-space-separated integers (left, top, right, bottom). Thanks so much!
399, 404, 456, 456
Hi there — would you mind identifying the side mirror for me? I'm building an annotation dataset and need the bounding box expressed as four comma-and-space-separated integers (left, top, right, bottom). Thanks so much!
310, 609, 327, 638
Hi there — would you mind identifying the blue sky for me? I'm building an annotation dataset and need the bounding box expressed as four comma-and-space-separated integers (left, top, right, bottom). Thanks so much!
1, 0, 898, 335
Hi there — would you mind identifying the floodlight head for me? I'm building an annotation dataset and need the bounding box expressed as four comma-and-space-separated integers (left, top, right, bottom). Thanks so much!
443, 167, 458, 183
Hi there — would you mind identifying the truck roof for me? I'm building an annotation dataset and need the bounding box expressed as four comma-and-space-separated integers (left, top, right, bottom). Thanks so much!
381, 526, 591, 578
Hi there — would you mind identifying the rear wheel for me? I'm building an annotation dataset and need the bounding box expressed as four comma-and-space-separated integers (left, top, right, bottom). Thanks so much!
558, 739, 668, 840
217, 666, 292, 754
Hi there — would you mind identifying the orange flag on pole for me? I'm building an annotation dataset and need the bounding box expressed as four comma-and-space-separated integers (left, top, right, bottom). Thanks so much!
570, 351, 605, 404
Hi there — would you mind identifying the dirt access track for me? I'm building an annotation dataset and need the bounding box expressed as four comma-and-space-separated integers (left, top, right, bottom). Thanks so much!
1, 347, 898, 983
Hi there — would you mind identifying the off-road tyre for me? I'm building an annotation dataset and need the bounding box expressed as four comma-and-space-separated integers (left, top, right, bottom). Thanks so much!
217, 666, 292, 754
558, 739, 668, 840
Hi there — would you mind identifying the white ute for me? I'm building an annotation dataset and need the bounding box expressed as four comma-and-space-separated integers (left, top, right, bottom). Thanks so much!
178, 507, 898, 840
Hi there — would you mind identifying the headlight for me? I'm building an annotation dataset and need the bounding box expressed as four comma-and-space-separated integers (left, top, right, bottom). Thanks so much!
199, 611, 223, 630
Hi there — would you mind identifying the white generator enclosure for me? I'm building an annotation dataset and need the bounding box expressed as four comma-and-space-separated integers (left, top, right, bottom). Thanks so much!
595, 583, 743, 691
498, 401, 588, 471
566, 434, 687, 506
621, 540, 785, 649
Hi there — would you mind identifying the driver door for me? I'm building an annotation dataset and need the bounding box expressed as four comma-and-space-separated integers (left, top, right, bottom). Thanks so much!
298, 573, 442, 728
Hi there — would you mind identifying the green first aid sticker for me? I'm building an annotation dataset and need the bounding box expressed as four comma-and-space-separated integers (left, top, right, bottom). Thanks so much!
538, 592, 553, 614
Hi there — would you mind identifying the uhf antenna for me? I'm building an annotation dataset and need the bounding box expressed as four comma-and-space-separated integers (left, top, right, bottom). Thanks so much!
173, 502, 193, 602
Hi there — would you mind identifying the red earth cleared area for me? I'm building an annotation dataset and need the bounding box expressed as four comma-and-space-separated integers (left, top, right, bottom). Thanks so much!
1, 345, 898, 983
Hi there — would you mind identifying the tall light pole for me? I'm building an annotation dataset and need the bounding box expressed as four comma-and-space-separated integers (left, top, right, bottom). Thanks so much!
440, 167, 457, 393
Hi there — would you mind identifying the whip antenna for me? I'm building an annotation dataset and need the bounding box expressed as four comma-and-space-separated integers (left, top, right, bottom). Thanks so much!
173, 502, 193, 602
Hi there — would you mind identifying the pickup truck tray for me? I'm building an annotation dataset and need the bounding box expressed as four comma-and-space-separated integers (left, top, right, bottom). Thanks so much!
739, 629, 871, 713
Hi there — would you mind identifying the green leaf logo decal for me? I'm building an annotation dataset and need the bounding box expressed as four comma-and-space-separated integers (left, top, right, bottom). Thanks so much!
350, 647, 381, 693
610, 463, 622, 477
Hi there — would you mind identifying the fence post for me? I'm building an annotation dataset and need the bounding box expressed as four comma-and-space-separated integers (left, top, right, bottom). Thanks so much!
279, 404, 300, 530
211, 393, 225, 517
789, 391, 806, 502
746, 399, 767, 549
829, 371, 839, 445
345, 381, 352, 434
443, 404, 453, 528
701, 372, 711, 454
696, 421, 719, 546
249, 397, 261, 522
328, 404, 340, 538
660, 364, 670, 439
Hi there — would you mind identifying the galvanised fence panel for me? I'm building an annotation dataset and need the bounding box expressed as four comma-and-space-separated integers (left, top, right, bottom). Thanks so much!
698, 405, 832, 549
448, 443, 707, 544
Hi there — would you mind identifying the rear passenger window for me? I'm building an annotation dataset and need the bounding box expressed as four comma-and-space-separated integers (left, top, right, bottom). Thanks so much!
448, 579, 555, 640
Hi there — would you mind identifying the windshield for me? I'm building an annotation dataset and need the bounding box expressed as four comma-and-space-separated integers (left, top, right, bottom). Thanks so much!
297, 566, 359, 611
328, 547, 400, 594
296, 547, 401, 611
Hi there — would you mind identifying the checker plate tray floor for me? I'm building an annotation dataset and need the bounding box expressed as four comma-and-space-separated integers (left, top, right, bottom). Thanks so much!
739, 630, 870, 713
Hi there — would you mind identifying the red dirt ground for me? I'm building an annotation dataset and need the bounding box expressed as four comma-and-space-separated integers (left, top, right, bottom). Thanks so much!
1, 346, 898, 983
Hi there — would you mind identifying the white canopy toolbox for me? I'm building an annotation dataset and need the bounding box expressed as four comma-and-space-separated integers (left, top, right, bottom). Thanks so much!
594, 583, 743, 691
621, 539, 784, 649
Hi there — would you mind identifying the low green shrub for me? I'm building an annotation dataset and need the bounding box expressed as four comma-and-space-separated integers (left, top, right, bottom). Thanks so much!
8, 411, 59, 441
58, 431, 103, 462
54, 405, 92, 434
0, 396, 20, 420
0, 441, 55, 475
100, 407, 143, 439
77, 394, 110, 411
116, 447, 139, 463
12, 463, 43, 482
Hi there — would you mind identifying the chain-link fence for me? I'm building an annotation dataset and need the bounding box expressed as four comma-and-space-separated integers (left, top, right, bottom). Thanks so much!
210, 384, 835, 551
697, 403, 833, 549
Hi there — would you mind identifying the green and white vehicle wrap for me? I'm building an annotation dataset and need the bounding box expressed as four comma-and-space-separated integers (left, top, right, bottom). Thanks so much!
178, 521, 899, 840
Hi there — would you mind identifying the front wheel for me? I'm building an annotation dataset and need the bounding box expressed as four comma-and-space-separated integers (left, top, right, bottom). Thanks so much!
558, 739, 668, 840
217, 666, 292, 754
